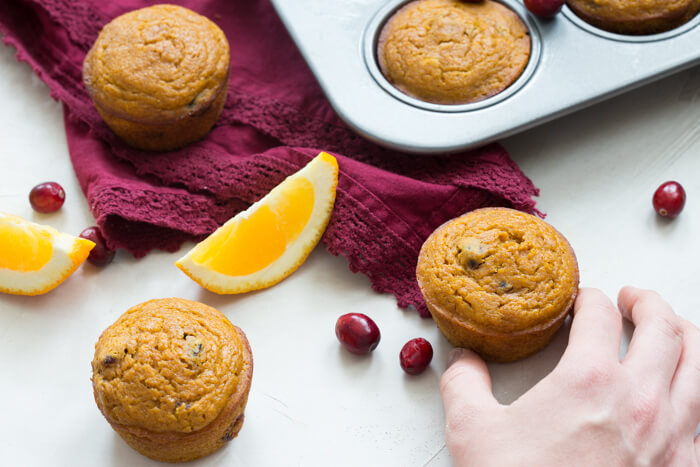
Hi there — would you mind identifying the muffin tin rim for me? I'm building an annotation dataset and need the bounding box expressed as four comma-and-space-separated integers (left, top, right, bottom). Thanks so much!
362, 0, 543, 114
562, 4, 700, 43
270, 0, 700, 153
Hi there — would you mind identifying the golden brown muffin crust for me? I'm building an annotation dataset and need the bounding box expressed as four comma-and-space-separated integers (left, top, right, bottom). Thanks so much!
377, 0, 531, 105
92, 298, 245, 434
566, 0, 700, 35
417, 208, 578, 334
83, 4, 229, 123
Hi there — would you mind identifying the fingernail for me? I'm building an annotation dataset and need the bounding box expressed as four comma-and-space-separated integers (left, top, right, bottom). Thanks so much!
447, 348, 469, 368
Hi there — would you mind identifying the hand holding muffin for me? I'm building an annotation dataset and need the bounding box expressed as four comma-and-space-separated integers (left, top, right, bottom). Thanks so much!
440, 287, 700, 466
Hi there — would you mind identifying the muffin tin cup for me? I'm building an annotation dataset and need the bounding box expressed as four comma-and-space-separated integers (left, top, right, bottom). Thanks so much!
270, 0, 700, 153
364, 0, 543, 113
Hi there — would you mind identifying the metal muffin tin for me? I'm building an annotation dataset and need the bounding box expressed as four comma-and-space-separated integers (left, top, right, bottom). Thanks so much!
270, 0, 700, 153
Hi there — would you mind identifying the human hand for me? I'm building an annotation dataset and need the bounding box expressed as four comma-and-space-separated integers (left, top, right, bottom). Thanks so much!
440, 287, 700, 466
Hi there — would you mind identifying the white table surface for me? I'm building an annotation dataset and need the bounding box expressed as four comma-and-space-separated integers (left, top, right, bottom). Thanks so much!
0, 34, 698, 466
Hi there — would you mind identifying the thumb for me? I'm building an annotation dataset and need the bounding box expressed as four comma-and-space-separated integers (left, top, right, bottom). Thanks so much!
440, 348, 498, 434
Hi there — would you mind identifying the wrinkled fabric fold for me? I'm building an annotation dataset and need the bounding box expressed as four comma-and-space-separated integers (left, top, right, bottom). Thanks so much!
0, 0, 540, 316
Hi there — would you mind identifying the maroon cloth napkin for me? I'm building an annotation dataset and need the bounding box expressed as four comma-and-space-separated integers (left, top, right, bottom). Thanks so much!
0, 0, 540, 316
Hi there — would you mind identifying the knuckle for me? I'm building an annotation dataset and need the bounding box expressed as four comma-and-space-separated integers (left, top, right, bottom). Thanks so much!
440, 367, 485, 434
445, 411, 471, 438
681, 317, 700, 334
639, 289, 661, 301
681, 319, 700, 357
690, 360, 700, 380
595, 299, 618, 314
439, 366, 454, 390
686, 334, 700, 375
439, 366, 461, 395
654, 315, 684, 343
628, 391, 662, 435
595, 302, 622, 327
572, 362, 617, 390
439, 364, 473, 395
444, 402, 484, 442
444, 423, 474, 459
686, 355, 700, 384
444, 407, 499, 455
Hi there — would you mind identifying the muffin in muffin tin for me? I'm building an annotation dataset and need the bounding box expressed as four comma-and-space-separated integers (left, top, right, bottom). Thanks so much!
376, 0, 531, 105
566, 0, 700, 36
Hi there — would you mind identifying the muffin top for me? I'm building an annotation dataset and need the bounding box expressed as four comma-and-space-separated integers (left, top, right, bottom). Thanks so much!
83, 5, 230, 123
92, 298, 248, 433
377, 0, 530, 105
417, 208, 578, 334
566, 0, 700, 34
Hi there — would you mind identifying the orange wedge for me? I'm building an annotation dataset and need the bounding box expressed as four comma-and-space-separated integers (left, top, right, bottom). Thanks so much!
0, 213, 95, 295
175, 152, 339, 294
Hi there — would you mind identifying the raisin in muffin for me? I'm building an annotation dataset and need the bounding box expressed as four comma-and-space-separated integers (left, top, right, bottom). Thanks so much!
566, 0, 700, 35
377, 0, 531, 105
92, 298, 253, 462
416, 208, 579, 362
83, 5, 230, 151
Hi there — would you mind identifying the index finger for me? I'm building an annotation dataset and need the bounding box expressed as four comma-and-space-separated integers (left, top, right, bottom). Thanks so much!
560, 288, 623, 364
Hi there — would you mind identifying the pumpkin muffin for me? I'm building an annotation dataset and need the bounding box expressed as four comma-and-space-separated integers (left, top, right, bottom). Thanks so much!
92, 298, 253, 462
416, 208, 578, 362
377, 0, 531, 105
83, 5, 230, 151
566, 0, 700, 35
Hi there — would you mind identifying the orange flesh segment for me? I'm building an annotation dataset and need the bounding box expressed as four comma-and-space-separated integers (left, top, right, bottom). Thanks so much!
0, 217, 53, 272
192, 177, 315, 276
273, 176, 315, 244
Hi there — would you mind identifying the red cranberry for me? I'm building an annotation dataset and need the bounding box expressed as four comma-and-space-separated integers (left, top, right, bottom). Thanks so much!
399, 338, 433, 375
335, 313, 381, 355
524, 0, 565, 18
29, 182, 65, 213
79, 226, 115, 266
653, 181, 686, 218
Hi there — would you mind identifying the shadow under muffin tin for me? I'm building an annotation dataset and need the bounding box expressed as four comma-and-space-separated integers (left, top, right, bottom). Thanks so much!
270, 0, 700, 153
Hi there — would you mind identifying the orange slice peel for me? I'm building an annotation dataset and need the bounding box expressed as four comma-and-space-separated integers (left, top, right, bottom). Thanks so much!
0, 212, 95, 295
175, 152, 339, 294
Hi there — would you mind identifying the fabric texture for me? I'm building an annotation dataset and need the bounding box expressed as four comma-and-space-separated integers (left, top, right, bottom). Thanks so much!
0, 0, 540, 316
